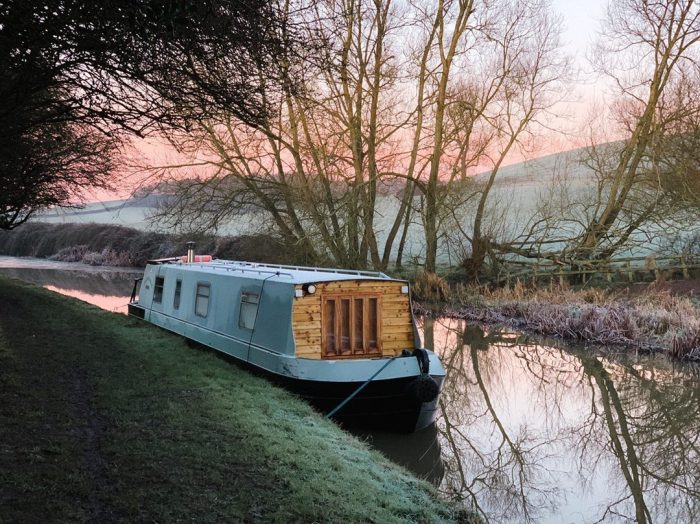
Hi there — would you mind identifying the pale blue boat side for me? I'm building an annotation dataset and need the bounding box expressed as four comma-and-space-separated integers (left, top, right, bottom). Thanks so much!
135, 259, 445, 385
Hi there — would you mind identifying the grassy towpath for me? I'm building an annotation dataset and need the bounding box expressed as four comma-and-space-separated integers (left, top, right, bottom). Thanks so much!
0, 277, 464, 523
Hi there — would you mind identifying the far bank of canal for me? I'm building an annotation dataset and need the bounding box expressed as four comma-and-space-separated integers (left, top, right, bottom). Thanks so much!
1, 256, 698, 523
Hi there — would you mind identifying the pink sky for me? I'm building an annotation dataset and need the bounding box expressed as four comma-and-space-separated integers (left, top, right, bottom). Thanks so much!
547, 0, 611, 149
102, 1, 612, 202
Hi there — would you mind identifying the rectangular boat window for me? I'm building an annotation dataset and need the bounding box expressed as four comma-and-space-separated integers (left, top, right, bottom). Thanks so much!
368, 297, 378, 350
322, 294, 381, 358
239, 292, 260, 330
354, 298, 364, 353
324, 298, 336, 355
173, 279, 182, 309
340, 298, 351, 355
153, 276, 165, 303
195, 283, 210, 317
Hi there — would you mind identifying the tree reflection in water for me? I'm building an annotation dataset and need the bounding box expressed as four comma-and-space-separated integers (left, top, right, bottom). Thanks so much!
424, 318, 700, 523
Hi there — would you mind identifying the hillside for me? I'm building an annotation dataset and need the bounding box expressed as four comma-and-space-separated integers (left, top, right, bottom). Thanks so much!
33, 145, 700, 263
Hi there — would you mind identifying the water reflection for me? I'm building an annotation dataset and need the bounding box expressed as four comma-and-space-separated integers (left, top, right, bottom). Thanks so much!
0, 259, 139, 314
350, 425, 445, 486
41, 285, 133, 314
427, 318, 700, 523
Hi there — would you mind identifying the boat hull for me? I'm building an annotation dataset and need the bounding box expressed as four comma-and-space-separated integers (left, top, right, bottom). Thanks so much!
259, 369, 444, 433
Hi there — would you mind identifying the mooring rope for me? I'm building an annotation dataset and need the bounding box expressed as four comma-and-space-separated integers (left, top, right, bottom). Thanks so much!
326, 355, 400, 419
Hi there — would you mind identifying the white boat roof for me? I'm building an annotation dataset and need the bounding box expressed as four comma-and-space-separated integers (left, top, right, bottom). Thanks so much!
150, 258, 399, 284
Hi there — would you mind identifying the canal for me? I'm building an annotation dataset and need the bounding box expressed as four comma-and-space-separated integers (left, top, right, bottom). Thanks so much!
1, 256, 697, 523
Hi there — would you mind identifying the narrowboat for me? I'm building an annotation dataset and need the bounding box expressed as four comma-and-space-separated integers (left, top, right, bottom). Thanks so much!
128, 247, 445, 432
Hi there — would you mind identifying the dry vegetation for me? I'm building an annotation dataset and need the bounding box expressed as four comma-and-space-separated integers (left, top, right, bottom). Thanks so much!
411, 271, 452, 304
0, 223, 302, 267
416, 277, 700, 361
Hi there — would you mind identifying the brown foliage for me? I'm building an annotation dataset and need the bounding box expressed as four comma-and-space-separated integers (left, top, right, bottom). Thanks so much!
422, 281, 700, 361
411, 271, 450, 303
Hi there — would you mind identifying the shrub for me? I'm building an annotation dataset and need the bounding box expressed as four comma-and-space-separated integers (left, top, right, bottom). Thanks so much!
49, 245, 90, 262
0, 222, 316, 267
412, 271, 450, 303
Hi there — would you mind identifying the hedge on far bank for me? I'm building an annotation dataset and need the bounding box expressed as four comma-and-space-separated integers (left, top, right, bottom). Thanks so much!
0, 222, 310, 267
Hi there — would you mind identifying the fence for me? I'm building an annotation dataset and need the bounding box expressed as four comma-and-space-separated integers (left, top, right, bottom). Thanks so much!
496, 254, 700, 287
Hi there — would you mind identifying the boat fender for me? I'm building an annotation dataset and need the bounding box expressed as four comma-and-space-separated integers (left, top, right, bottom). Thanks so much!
407, 348, 439, 402
407, 374, 440, 403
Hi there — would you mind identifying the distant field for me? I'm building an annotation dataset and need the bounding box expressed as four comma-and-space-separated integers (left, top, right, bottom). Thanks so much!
35, 148, 700, 263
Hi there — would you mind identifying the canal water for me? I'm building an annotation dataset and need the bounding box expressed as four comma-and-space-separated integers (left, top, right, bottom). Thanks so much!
0, 256, 142, 314
1, 256, 698, 523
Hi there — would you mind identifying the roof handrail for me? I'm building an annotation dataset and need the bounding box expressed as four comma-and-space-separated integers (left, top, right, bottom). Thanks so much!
210, 266, 294, 279
146, 257, 391, 280
215, 260, 390, 279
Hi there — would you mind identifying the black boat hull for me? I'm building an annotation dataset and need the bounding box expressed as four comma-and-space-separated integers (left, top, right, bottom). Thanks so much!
252, 367, 443, 433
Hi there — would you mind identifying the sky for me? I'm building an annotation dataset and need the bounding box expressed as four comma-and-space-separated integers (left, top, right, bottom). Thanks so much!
553, 0, 608, 61
104, 0, 614, 201
548, 0, 612, 149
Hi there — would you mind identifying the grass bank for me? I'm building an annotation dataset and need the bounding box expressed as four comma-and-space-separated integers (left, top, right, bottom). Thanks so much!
416, 280, 700, 361
0, 277, 466, 523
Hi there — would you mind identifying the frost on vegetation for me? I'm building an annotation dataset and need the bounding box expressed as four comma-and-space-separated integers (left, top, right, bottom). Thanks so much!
439, 285, 700, 360
49, 246, 133, 266
81, 248, 129, 266
48, 244, 90, 262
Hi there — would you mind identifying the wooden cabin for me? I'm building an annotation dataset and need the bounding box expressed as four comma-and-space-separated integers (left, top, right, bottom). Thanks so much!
293, 279, 416, 360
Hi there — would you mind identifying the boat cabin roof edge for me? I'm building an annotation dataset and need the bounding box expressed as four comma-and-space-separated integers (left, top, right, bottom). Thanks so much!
145, 259, 405, 286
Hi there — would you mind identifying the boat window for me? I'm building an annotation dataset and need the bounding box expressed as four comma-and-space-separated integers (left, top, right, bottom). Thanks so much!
353, 298, 364, 352
322, 294, 381, 358
324, 298, 336, 354
195, 283, 210, 317
239, 292, 260, 330
153, 276, 165, 303
368, 297, 378, 350
173, 279, 182, 309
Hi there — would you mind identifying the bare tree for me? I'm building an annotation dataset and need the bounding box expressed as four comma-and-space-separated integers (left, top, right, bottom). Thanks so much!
502, 0, 700, 270
148, 0, 405, 267
0, 0, 300, 229
0, 101, 118, 229
402, 0, 566, 275
149, 0, 566, 273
